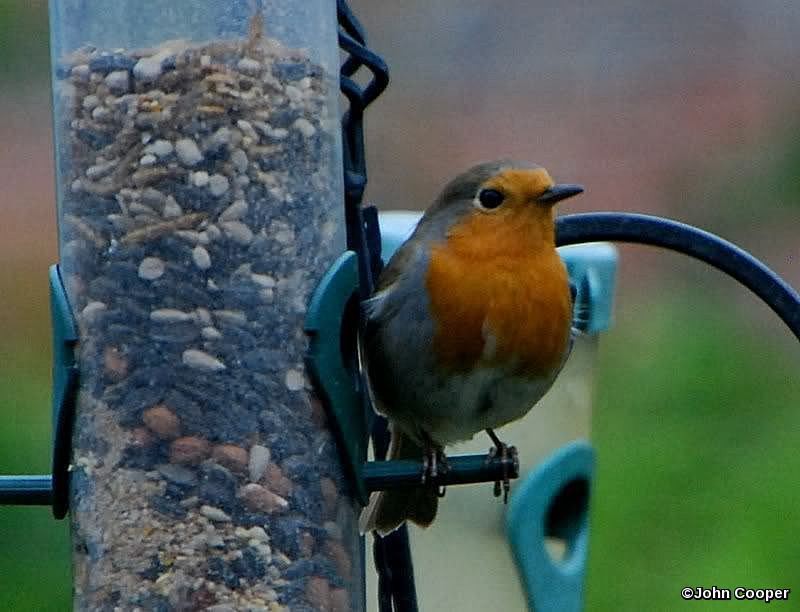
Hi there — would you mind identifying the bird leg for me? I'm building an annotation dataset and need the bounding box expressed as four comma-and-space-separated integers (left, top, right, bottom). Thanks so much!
420, 431, 448, 497
486, 428, 517, 503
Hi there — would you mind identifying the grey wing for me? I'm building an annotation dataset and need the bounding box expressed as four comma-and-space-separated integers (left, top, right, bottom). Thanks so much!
358, 239, 436, 429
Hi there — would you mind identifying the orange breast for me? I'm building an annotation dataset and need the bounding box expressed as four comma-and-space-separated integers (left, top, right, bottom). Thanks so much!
425, 211, 572, 377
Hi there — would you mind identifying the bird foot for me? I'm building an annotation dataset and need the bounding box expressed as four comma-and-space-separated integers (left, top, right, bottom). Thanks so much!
420, 447, 449, 484
422, 448, 449, 498
486, 429, 517, 503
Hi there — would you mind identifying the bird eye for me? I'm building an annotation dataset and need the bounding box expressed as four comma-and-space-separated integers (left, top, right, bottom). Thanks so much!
477, 188, 504, 209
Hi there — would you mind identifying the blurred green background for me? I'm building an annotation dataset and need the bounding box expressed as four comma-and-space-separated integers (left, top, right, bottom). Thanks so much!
0, 1, 798, 610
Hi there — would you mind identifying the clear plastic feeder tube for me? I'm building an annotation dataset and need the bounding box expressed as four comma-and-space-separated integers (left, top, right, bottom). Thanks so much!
49, 1, 359, 610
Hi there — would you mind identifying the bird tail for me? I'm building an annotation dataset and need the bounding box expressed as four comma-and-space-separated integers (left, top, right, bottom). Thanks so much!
359, 427, 438, 536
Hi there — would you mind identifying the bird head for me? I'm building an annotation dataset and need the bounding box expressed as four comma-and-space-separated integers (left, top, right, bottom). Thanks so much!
421, 160, 583, 256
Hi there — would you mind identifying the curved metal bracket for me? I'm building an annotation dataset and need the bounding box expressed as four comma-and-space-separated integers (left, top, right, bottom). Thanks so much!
304, 251, 369, 503
49, 264, 79, 519
556, 212, 800, 341
0, 264, 78, 518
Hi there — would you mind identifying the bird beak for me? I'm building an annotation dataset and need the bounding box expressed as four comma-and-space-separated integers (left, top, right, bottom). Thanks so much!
537, 183, 584, 205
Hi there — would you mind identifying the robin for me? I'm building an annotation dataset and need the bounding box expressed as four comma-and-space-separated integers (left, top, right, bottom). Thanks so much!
358, 160, 583, 535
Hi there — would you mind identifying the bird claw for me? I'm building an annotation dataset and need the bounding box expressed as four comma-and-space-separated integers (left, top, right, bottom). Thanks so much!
420, 445, 449, 485
420, 449, 438, 483
486, 429, 517, 504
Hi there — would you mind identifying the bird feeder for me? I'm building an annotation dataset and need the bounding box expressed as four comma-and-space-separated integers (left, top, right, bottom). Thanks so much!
3, 2, 800, 612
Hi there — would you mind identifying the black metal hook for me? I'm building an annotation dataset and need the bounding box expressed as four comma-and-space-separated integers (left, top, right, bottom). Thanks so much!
555, 212, 800, 342
337, 0, 390, 299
